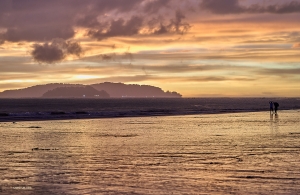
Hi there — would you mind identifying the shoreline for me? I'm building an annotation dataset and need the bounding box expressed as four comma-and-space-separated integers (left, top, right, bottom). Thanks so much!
0, 109, 296, 122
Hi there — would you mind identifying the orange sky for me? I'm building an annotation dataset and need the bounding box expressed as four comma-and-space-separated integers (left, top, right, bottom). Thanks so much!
0, 0, 300, 97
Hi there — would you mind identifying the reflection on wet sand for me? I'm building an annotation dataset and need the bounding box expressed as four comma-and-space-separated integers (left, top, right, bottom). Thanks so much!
270, 113, 279, 134
0, 110, 300, 194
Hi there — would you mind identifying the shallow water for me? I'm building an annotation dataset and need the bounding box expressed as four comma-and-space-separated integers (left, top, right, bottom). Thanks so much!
0, 110, 300, 194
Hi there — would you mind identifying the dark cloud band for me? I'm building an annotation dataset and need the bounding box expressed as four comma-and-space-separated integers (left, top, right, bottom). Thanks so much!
31, 39, 83, 64
200, 0, 300, 14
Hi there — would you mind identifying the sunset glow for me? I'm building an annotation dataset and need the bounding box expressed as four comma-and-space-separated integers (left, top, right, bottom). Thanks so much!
1, 0, 300, 97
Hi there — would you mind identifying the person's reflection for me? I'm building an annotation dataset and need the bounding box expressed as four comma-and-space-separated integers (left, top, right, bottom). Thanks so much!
274, 113, 279, 123
270, 113, 279, 134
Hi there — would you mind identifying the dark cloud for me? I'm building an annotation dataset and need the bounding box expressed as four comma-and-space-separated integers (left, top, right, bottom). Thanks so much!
66, 41, 82, 56
0, 1, 77, 42
90, 0, 141, 12
143, 0, 171, 13
0, 0, 144, 43
0, 0, 192, 43
31, 39, 83, 64
248, 1, 300, 14
87, 16, 144, 40
76, 14, 101, 29
200, 0, 300, 14
173, 10, 191, 34
31, 43, 65, 64
200, 0, 243, 14
2, 26, 74, 42
154, 11, 191, 35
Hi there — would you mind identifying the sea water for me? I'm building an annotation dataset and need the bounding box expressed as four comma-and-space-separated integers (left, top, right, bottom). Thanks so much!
0, 98, 299, 121
0, 110, 300, 194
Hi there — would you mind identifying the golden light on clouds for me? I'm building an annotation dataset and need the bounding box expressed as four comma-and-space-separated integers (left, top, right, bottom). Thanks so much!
0, 0, 300, 97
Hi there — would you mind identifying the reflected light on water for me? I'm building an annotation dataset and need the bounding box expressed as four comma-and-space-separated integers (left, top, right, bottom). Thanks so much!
0, 110, 300, 194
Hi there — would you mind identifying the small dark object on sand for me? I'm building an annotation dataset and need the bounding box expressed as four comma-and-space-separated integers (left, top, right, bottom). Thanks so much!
28, 126, 42, 128
32, 147, 58, 151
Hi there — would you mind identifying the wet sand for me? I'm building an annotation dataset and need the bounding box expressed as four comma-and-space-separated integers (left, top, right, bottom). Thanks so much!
0, 110, 300, 194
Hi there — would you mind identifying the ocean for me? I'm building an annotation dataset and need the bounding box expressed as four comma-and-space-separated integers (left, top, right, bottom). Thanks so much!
0, 98, 299, 121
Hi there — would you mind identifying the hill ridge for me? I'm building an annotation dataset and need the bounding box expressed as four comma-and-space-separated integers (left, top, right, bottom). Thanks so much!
0, 82, 182, 98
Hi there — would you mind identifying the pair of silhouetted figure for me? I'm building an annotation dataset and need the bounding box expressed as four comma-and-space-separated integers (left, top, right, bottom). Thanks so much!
269, 101, 279, 114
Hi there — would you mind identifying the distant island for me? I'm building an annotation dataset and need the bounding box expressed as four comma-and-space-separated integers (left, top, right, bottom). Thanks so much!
0, 82, 182, 98
42, 86, 110, 98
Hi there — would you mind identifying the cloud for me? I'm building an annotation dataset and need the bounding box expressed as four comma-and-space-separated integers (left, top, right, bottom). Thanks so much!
87, 10, 191, 40
101, 54, 114, 61
200, 0, 300, 14
181, 76, 256, 82
86, 74, 257, 84
66, 41, 83, 56
0, 0, 144, 43
123, 51, 134, 62
78, 75, 155, 84
31, 43, 64, 64
257, 68, 300, 76
200, 0, 243, 14
76, 14, 102, 29
87, 16, 144, 40
292, 43, 300, 48
89, 0, 141, 12
248, 1, 300, 14
147, 10, 191, 35
0, 1, 76, 42
154, 10, 191, 35
142, 64, 253, 74
143, 0, 172, 13
0, 0, 193, 45
1, 26, 75, 43
31, 39, 83, 64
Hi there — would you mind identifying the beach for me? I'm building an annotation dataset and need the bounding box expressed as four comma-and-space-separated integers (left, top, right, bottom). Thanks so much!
0, 110, 299, 194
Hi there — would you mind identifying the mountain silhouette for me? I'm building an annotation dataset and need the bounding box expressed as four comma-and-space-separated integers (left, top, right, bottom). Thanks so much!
42, 86, 110, 98
91, 82, 181, 98
0, 83, 81, 98
0, 82, 182, 98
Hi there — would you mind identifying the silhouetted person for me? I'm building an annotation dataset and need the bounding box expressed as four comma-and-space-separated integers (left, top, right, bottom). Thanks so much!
273, 102, 279, 114
269, 101, 274, 114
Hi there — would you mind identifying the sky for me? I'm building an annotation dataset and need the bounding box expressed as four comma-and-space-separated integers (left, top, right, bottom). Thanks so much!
0, 0, 300, 97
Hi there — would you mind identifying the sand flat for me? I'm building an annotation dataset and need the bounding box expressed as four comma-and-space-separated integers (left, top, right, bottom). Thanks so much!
0, 110, 299, 194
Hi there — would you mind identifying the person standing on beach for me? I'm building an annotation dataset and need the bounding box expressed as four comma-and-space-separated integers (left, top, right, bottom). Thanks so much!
274, 102, 279, 114
269, 101, 274, 114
